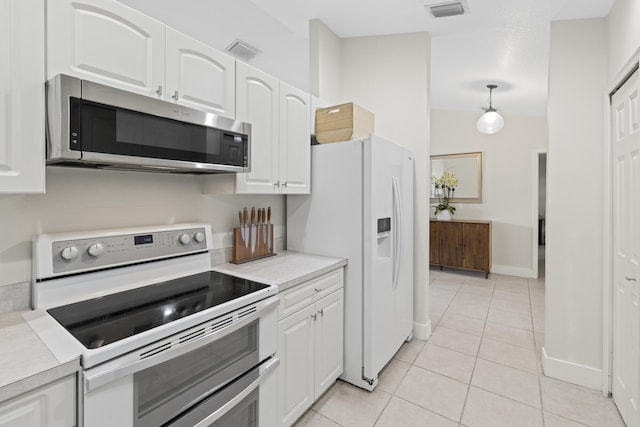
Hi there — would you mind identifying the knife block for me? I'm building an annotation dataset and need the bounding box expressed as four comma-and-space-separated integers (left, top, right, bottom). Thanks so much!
232, 224, 275, 264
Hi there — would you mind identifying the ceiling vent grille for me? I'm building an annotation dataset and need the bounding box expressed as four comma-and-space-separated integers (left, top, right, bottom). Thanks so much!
428, 1, 467, 18
225, 39, 261, 61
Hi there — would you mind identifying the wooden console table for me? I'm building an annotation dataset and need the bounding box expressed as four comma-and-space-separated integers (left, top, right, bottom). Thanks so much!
429, 219, 492, 278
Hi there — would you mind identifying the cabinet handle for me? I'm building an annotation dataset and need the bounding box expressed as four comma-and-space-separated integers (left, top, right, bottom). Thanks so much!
274, 181, 280, 189
155, 85, 163, 96
318, 309, 324, 317
311, 313, 317, 321
314, 288, 321, 293
626, 276, 637, 281
282, 181, 288, 188
172, 90, 179, 100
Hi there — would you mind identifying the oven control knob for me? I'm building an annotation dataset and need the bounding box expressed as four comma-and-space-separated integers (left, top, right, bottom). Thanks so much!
193, 232, 205, 243
87, 243, 104, 258
60, 246, 79, 261
178, 233, 191, 245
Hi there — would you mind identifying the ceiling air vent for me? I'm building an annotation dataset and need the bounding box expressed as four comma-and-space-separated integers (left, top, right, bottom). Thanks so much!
225, 39, 261, 61
428, 1, 468, 18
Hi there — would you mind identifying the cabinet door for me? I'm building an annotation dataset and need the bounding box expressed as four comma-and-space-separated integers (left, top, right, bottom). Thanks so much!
439, 222, 463, 267
0, 0, 45, 194
279, 82, 310, 194
0, 375, 75, 427
314, 289, 343, 398
429, 221, 440, 265
277, 304, 315, 427
165, 28, 235, 118
235, 62, 279, 194
462, 223, 490, 271
47, 0, 165, 97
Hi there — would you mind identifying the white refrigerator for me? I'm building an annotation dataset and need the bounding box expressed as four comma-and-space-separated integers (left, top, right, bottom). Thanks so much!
287, 135, 414, 391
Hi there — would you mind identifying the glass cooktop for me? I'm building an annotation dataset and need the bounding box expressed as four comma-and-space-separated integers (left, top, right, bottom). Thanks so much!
47, 271, 269, 349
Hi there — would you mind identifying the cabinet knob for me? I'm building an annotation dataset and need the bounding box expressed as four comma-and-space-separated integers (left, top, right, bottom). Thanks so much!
314, 288, 321, 293
155, 85, 163, 96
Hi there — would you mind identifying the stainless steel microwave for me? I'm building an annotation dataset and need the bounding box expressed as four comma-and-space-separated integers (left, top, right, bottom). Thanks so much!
46, 74, 251, 174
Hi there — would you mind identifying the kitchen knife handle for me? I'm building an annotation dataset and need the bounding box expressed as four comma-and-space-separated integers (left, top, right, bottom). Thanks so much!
243, 208, 248, 226
267, 207, 271, 223
251, 207, 256, 225
238, 211, 243, 227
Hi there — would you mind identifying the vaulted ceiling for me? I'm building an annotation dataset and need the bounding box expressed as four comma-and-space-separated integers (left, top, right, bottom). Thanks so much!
119, 0, 615, 116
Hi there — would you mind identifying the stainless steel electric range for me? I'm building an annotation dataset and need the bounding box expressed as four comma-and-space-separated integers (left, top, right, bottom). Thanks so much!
28, 223, 278, 427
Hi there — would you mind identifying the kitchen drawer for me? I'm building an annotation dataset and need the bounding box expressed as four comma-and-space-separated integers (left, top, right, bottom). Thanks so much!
278, 269, 343, 320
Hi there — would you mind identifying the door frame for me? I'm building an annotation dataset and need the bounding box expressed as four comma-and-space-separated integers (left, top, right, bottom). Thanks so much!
531, 149, 547, 280
603, 48, 640, 397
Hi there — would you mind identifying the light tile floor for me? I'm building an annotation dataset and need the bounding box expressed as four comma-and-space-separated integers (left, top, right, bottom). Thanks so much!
294, 266, 626, 427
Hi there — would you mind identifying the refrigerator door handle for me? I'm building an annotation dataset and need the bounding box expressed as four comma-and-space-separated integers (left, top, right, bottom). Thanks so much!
392, 176, 402, 290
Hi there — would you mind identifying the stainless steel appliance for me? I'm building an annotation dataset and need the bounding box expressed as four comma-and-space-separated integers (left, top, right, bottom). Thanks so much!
46, 74, 251, 174
29, 223, 278, 427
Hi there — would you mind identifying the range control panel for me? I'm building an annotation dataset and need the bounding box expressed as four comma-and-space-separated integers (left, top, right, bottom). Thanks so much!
50, 226, 208, 275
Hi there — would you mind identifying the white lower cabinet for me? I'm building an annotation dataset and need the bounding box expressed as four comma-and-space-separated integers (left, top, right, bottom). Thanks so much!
0, 375, 76, 427
277, 269, 344, 427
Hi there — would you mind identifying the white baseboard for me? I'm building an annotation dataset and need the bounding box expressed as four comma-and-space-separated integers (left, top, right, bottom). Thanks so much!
413, 319, 432, 341
542, 347, 603, 390
491, 264, 535, 279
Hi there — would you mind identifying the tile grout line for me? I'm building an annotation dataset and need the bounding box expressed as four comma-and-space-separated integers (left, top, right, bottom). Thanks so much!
529, 275, 546, 427
455, 276, 496, 425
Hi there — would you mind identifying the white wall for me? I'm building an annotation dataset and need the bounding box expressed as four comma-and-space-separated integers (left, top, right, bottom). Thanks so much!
429, 110, 548, 277
607, 0, 640, 80
309, 19, 343, 104
338, 33, 431, 339
430, 110, 548, 277
545, 18, 608, 389
0, 168, 285, 305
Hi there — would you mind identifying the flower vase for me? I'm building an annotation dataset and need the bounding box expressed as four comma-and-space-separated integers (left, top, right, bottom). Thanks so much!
436, 210, 452, 221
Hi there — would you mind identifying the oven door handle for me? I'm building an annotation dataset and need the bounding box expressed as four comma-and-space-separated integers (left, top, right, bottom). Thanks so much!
168, 356, 279, 427
84, 296, 278, 392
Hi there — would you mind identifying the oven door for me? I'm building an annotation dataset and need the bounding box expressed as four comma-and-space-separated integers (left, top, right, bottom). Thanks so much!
166, 356, 278, 427
83, 296, 277, 427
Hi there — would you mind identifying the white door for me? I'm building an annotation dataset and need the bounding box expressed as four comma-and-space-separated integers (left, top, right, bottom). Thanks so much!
165, 28, 235, 118
277, 304, 315, 427
235, 63, 279, 194
279, 82, 310, 194
314, 289, 344, 398
47, 0, 165, 97
363, 137, 404, 382
0, 0, 45, 194
612, 67, 640, 427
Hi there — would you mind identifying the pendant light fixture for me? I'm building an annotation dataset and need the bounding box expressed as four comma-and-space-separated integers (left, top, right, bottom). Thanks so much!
477, 84, 504, 134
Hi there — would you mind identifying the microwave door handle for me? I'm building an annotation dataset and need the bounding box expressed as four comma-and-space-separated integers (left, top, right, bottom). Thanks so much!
84, 297, 278, 392
186, 357, 279, 427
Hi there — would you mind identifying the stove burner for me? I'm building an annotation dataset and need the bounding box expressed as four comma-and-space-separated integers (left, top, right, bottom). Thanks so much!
47, 271, 269, 349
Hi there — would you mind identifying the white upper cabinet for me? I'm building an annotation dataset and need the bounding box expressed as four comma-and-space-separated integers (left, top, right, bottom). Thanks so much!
279, 82, 310, 194
232, 62, 310, 194
47, 0, 166, 98
0, 0, 45, 194
165, 28, 235, 117
235, 62, 281, 194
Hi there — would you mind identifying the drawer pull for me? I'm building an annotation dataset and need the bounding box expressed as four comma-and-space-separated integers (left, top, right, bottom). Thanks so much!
318, 309, 324, 317
311, 313, 317, 321
314, 288, 321, 293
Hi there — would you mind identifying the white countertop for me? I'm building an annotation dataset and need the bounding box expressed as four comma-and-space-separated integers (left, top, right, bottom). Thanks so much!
212, 250, 347, 292
0, 311, 80, 403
